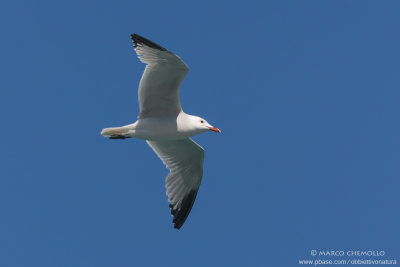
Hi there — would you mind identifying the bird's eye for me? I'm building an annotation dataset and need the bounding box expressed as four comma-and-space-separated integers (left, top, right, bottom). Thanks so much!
200, 120, 204, 123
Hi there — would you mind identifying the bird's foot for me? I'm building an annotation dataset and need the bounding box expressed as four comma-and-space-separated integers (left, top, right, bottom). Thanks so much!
109, 135, 131, 139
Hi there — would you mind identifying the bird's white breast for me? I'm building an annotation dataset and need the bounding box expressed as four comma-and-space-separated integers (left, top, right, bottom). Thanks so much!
130, 115, 182, 141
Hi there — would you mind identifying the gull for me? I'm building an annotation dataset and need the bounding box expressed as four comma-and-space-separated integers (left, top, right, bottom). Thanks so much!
101, 34, 221, 229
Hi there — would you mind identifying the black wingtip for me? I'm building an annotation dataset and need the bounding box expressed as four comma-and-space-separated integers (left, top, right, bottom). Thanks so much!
170, 189, 198, 230
130, 33, 167, 51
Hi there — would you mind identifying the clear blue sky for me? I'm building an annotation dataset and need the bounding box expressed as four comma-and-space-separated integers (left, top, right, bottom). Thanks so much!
1, 1, 399, 266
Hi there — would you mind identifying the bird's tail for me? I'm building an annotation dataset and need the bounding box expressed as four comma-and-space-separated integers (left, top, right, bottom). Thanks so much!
101, 124, 134, 139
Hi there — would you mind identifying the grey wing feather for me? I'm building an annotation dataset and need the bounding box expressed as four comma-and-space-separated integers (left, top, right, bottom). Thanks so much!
146, 138, 204, 229
131, 34, 189, 118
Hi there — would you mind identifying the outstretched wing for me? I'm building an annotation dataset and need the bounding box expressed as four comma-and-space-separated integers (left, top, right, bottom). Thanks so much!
146, 138, 204, 229
131, 34, 189, 119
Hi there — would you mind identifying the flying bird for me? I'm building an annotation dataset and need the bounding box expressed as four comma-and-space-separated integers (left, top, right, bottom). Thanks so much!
101, 34, 221, 229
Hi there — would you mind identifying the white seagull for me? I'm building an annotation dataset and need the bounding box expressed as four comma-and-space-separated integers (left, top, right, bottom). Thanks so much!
101, 34, 221, 229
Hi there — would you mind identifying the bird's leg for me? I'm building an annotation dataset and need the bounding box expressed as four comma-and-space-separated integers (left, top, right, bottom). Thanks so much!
109, 135, 131, 139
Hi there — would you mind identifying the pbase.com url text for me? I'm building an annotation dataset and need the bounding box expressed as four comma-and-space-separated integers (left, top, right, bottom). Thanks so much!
298, 259, 397, 265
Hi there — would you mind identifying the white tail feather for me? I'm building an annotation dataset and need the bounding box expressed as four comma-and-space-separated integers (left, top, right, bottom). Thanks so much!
101, 123, 135, 137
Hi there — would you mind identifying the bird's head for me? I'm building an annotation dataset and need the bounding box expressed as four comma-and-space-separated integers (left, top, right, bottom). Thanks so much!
189, 115, 221, 134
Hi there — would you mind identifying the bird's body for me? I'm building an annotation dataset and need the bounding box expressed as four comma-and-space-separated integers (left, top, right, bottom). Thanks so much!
102, 112, 211, 141
101, 34, 220, 229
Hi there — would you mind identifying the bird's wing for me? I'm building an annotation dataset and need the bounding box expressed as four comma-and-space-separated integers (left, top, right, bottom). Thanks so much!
131, 34, 189, 119
146, 138, 204, 229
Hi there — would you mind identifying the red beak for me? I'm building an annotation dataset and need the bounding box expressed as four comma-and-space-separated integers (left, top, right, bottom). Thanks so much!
208, 126, 221, 133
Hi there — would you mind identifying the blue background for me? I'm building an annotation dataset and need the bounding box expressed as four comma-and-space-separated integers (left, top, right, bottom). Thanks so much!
1, 1, 399, 266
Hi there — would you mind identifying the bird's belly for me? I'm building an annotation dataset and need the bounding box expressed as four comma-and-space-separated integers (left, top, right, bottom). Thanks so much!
131, 117, 188, 141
